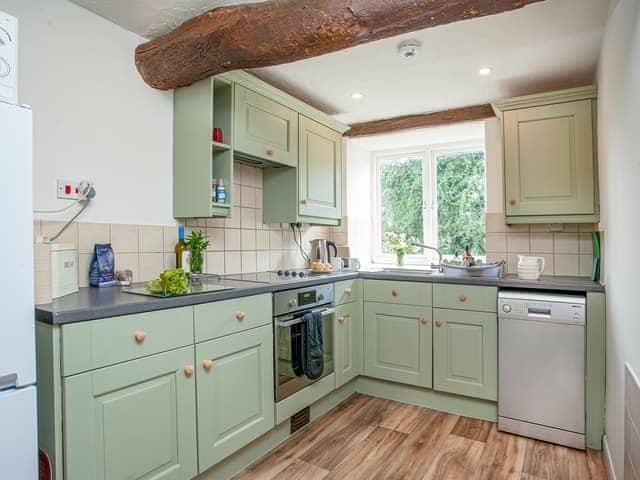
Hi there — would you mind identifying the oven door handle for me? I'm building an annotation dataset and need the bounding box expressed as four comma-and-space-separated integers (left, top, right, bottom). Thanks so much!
276, 307, 335, 327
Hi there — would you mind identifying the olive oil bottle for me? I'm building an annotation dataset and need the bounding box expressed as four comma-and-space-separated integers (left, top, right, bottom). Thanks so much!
175, 225, 191, 273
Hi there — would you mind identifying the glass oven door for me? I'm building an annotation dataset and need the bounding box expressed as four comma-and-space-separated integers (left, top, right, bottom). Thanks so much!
274, 307, 334, 402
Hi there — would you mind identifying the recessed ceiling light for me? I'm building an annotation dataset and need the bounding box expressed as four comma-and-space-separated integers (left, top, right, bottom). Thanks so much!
351, 92, 364, 100
478, 66, 493, 76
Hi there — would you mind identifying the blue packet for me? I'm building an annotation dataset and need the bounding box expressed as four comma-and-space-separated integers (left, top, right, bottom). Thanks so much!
89, 243, 116, 287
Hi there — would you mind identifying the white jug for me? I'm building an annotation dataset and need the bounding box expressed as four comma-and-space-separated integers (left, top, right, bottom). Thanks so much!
517, 255, 546, 280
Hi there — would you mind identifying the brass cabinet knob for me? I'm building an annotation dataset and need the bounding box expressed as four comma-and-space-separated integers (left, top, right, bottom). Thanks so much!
459, 294, 467, 302
435, 320, 443, 327
134, 331, 147, 343
391, 288, 399, 297
235, 311, 245, 321
345, 288, 352, 296
202, 360, 213, 370
184, 365, 194, 377
266, 149, 274, 157
300, 199, 308, 205
509, 199, 517, 206
420, 317, 429, 325
338, 316, 345, 324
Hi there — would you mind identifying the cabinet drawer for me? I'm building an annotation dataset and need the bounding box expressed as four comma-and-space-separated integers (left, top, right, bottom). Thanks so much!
335, 279, 361, 305
433, 284, 497, 313
194, 294, 271, 342
364, 280, 432, 306
61, 307, 194, 376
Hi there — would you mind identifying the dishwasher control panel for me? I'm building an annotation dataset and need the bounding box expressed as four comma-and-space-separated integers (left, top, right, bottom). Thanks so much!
499, 291, 585, 325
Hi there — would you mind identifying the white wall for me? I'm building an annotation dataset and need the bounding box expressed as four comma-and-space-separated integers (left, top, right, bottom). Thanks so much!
2, 0, 174, 225
597, 0, 640, 477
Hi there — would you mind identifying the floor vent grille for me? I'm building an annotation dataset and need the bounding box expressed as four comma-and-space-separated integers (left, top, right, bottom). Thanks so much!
290, 406, 310, 434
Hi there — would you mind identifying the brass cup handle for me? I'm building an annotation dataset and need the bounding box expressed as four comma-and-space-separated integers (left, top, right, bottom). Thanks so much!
345, 288, 352, 296
420, 317, 429, 325
134, 331, 147, 343
235, 311, 245, 321
509, 199, 517, 206
184, 365, 194, 377
391, 288, 399, 297
266, 149, 274, 157
459, 294, 467, 302
202, 360, 213, 371
300, 199, 308, 205
338, 316, 345, 324
435, 320, 443, 327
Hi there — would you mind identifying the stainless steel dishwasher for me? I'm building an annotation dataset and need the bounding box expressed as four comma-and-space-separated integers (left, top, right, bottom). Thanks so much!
498, 291, 586, 449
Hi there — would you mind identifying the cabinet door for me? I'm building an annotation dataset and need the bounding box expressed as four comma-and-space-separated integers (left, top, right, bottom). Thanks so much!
433, 308, 497, 401
196, 325, 274, 472
504, 99, 595, 216
335, 302, 362, 387
364, 303, 432, 388
63, 347, 197, 480
298, 116, 342, 219
234, 85, 298, 167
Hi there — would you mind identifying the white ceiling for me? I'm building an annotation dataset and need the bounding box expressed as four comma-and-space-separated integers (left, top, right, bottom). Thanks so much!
70, 0, 609, 125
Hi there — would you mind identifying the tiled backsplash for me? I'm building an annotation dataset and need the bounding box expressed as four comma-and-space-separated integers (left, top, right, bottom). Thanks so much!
34, 162, 347, 302
485, 213, 596, 277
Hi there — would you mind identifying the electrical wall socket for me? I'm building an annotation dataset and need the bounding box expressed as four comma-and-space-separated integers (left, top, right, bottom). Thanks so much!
56, 179, 80, 200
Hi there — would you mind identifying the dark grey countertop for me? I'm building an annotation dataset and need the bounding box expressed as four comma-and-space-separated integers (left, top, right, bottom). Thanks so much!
36, 270, 603, 325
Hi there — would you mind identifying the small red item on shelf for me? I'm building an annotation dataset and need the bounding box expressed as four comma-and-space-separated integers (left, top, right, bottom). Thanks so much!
212, 128, 223, 143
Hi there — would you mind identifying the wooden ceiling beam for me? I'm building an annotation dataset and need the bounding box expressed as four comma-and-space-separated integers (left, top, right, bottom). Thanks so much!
344, 104, 496, 137
135, 0, 546, 90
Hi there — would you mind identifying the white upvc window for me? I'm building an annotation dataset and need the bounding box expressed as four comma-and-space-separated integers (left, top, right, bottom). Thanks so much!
371, 140, 486, 265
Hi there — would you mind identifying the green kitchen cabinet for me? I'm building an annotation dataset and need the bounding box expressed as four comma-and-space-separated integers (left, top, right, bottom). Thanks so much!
234, 84, 298, 167
63, 346, 198, 480
433, 308, 497, 401
492, 86, 599, 224
364, 302, 433, 388
195, 324, 275, 473
297, 115, 343, 220
335, 301, 362, 387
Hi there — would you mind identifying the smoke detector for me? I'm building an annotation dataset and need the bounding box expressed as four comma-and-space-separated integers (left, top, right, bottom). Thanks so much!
397, 40, 421, 59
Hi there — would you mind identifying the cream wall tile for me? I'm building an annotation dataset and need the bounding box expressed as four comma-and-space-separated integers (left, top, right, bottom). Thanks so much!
255, 209, 264, 229
205, 252, 224, 275
240, 164, 256, 187
78, 253, 91, 288
206, 217, 225, 228
507, 233, 530, 253
163, 253, 176, 270
506, 224, 530, 233
225, 252, 242, 274
78, 222, 109, 253
333, 232, 348, 245
224, 229, 241, 251
485, 213, 507, 233
232, 186, 241, 207
530, 233, 554, 253
270, 250, 283, 270
41, 221, 79, 247
139, 225, 163, 253
579, 223, 597, 233
563, 224, 580, 233
531, 253, 554, 276
111, 224, 139, 253
206, 228, 225, 251
579, 254, 594, 277
225, 207, 241, 229
241, 207, 256, 229
163, 226, 178, 253
139, 253, 164, 281
241, 251, 257, 273
529, 224, 552, 233
486, 233, 507, 253
255, 188, 263, 209
256, 253, 270, 272
33, 220, 41, 241
554, 254, 579, 276
115, 253, 139, 281
254, 167, 263, 188
553, 233, 579, 254
240, 186, 256, 208
282, 231, 296, 250
241, 229, 256, 250
269, 231, 283, 250
256, 230, 270, 251
486, 252, 507, 267
579, 233, 593, 255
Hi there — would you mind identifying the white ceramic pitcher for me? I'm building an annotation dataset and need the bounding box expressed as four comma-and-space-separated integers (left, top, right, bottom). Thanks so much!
517, 255, 546, 280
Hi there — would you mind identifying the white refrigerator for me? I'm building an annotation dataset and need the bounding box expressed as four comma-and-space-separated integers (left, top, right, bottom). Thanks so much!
0, 100, 38, 478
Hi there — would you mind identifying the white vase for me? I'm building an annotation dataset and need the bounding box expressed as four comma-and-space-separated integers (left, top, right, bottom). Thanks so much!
517, 255, 546, 280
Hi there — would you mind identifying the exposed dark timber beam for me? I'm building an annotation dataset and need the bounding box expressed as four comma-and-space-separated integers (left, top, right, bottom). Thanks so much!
135, 0, 546, 90
345, 104, 496, 137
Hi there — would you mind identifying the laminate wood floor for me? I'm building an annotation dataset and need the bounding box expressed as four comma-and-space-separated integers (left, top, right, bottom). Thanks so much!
233, 394, 608, 480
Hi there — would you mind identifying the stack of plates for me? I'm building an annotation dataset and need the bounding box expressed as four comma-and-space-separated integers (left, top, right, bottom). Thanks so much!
517, 265, 543, 280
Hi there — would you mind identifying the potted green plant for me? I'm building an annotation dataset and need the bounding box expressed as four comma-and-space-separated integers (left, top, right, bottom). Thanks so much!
383, 232, 417, 266
186, 230, 209, 275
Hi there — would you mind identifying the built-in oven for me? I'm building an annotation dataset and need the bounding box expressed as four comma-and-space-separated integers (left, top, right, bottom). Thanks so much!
273, 284, 334, 402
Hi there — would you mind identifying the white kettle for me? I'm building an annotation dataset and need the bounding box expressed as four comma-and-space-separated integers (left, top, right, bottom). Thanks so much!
517, 255, 546, 280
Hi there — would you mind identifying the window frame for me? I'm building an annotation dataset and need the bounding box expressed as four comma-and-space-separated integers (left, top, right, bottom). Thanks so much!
371, 140, 486, 265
